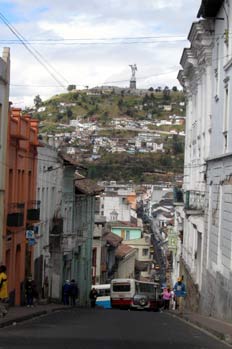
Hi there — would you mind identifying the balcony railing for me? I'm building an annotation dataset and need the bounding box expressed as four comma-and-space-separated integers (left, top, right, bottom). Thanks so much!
7, 202, 25, 227
185, 190, 205, 213
27, 200, 40, 221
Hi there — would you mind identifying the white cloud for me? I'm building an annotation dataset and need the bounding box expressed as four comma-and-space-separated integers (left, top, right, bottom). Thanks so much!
0, 0, 202, 107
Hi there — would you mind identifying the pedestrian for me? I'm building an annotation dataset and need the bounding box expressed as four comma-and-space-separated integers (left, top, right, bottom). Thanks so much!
69, 279, 79, 306
89, 288, 98, 308
162, 287, 172, 310
173, 277, 187, 315
31, 279, 38, 306
62, 280, 70, 305
0, 265, 8, 317
25, 275, 36, 307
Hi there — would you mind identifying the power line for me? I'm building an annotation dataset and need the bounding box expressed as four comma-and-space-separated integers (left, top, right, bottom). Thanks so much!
0, 35, 188, 41
0, 12, 68, 89
0, 39, 187, 46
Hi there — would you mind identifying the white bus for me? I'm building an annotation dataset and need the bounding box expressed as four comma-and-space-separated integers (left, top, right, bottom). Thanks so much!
110, 278, 162, 310
92, 284, 111, 309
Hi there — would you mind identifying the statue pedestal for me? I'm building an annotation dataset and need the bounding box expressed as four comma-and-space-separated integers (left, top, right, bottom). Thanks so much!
130, 79, 136, 89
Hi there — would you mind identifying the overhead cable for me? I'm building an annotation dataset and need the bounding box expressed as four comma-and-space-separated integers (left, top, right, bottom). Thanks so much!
0, 12, 68, 89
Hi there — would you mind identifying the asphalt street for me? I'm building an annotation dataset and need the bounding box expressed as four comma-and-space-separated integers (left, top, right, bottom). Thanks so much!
0, 308, 230, 349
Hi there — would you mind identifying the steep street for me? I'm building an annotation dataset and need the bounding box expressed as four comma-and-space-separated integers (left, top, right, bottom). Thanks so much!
0, 308, 229, 349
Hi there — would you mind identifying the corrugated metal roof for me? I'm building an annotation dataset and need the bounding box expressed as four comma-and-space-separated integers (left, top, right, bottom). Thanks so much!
115, 244, 135, 258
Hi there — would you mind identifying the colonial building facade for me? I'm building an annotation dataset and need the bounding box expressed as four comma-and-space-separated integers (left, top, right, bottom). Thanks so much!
178, 0, 232, 320
4, 108, 39, 305
0, 48, 10, 264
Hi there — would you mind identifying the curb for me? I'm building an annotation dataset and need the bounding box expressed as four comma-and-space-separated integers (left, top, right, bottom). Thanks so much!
169, 311, 232, 346
0, 310, 47, 328
0, 306, 71, 329
185, 318, 232, 346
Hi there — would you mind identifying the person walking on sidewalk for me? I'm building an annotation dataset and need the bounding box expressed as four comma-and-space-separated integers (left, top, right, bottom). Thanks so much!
25, 275, 36, 308
0, 265, 8, 317
162, 287, 172, 310
89, 288, 98, 308
173, 277, 187, 315
69, 279, 79, 306
62, 280, 70, 305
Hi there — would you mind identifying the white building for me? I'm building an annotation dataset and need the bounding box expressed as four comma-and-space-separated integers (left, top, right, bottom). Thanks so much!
36, 143, 63, 298
123, 236, 152, 279
0, 48, 10, 263
178, 0, 232, 320
100, 194, 131, 222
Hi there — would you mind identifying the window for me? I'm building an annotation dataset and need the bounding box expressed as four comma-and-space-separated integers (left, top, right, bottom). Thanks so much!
223, 84, 229, 153
142, 248, 149, 257
214, 40, 220, 99
137, 282, 155, 294
223, 86, 229, 132
112, 283, 130, 292
126, 230, 130, 240
97, 288, 110, 297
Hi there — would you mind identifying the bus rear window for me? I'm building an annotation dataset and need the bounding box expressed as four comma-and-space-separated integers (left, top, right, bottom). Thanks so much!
113, 283, 130, 292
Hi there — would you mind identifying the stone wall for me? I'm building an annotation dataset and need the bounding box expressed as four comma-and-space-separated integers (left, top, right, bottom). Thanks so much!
180, 258, 200, 312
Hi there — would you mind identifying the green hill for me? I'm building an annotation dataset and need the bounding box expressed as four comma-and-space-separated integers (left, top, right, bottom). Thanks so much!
29, 87, 185, 183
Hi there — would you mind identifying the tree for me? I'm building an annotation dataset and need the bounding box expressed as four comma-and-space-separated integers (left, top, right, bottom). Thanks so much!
34, 95, 42, 109
155, 86, 162, 92
172, 86, 178, 92
148, 87, 154, 91
67, 84, 76, 91
163, 86, 171, 100
172, 135, 184, 155
67, 108, 73, 118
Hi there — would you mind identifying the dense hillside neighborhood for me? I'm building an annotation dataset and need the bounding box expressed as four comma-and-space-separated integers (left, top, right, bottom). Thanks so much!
29, 87, 186, 182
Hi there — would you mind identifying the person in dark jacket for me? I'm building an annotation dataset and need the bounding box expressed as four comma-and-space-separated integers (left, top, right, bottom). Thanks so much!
25, 275, 37, 307
69, 279, 79, 306
89, 288, 98, 308
62, 280, 70, 305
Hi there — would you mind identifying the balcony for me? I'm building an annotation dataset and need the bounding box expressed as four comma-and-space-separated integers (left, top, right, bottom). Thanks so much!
7, 203, 25, 227
19, 118, 28, 140
185, 190, 205, 215
29, 128, 39, 146
10, 116, 28, 140
27, 200, 40, 222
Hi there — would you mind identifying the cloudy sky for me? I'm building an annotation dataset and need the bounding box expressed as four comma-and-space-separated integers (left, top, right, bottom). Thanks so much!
0, 0, 202, 107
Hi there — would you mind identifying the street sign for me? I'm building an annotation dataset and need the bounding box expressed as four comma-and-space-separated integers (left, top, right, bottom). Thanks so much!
26, 230, 34, 239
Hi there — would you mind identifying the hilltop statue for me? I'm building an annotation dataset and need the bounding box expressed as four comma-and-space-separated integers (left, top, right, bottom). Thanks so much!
129, 64, 137, 78
129, 64, 137, 89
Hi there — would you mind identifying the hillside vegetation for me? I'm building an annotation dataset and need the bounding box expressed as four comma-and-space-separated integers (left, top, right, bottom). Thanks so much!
30, 87, 185, 183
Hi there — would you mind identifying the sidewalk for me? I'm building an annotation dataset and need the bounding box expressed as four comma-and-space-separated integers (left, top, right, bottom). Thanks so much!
0, 303, 69, 328
169, 310, 232, 346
